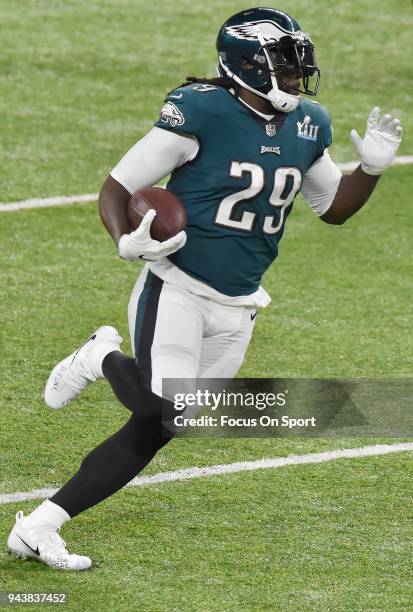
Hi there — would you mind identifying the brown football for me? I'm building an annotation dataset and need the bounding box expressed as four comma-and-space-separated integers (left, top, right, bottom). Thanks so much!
127, 187, 187, 242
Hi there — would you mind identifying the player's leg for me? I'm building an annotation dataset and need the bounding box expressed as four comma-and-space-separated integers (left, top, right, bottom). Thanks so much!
8, 270, 204, 569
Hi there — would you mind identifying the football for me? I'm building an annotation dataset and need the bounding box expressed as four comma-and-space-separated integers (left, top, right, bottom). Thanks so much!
127, 187, 187, 242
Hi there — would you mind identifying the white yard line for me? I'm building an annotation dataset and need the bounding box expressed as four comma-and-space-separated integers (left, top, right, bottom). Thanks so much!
1, 156, 413, 212
1, 442, 412, 505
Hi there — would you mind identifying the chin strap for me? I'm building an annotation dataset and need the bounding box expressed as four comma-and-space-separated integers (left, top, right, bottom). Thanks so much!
266, 88, 299, 113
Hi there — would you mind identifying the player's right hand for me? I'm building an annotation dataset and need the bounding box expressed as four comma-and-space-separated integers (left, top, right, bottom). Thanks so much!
118, 209, 187, 262
350, 107, 403, 176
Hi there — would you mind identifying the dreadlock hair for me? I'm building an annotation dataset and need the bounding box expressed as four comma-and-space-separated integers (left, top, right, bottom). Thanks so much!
175, 76, 236, 91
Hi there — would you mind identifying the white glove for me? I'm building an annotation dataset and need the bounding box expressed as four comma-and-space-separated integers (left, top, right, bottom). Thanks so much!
118, 209, 187, 262
350, 107, 403, 176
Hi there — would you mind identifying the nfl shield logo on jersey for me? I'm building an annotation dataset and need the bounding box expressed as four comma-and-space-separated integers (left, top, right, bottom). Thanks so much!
266, 124, 276, 137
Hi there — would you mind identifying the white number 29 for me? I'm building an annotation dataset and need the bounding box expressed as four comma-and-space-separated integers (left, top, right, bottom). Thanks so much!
214, 162, 302, 234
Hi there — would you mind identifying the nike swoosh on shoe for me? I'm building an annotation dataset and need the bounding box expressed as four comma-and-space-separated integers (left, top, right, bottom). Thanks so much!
17, 534, 40, 556
69, 334, 96, 366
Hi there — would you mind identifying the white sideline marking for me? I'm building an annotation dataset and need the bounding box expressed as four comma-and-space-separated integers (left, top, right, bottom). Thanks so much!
1, 156, 413, 212
1, 443, 412, 505
0, 192, 99, 212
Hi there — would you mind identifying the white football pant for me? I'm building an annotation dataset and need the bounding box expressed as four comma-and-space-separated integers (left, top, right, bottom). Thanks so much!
128, 266, 256, 398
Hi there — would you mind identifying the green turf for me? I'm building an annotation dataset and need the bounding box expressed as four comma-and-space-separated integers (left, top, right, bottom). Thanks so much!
0, 0, 412, 610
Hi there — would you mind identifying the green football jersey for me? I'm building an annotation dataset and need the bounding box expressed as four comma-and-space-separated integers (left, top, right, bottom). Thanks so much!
154, 84, 332, 297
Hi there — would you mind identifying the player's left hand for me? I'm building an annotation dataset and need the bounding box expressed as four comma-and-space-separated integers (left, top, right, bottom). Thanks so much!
350, 107, 403, 176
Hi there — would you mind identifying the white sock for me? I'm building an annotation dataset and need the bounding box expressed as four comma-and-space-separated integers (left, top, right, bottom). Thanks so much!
23, 500, 70, 531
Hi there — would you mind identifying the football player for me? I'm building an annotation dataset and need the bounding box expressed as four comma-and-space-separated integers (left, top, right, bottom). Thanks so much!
7, 7, 402, 569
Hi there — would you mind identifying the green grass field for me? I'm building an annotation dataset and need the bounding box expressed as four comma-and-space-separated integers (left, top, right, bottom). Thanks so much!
0, 1, 412, 610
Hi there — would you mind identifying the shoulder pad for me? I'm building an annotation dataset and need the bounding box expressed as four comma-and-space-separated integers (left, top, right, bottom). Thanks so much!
155, 84, 229, 137
155, 86, 207, 137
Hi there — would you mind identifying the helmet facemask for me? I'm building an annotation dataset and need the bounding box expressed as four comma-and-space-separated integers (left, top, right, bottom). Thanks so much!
266, 35, 320, 96
248, 28, 320, 112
